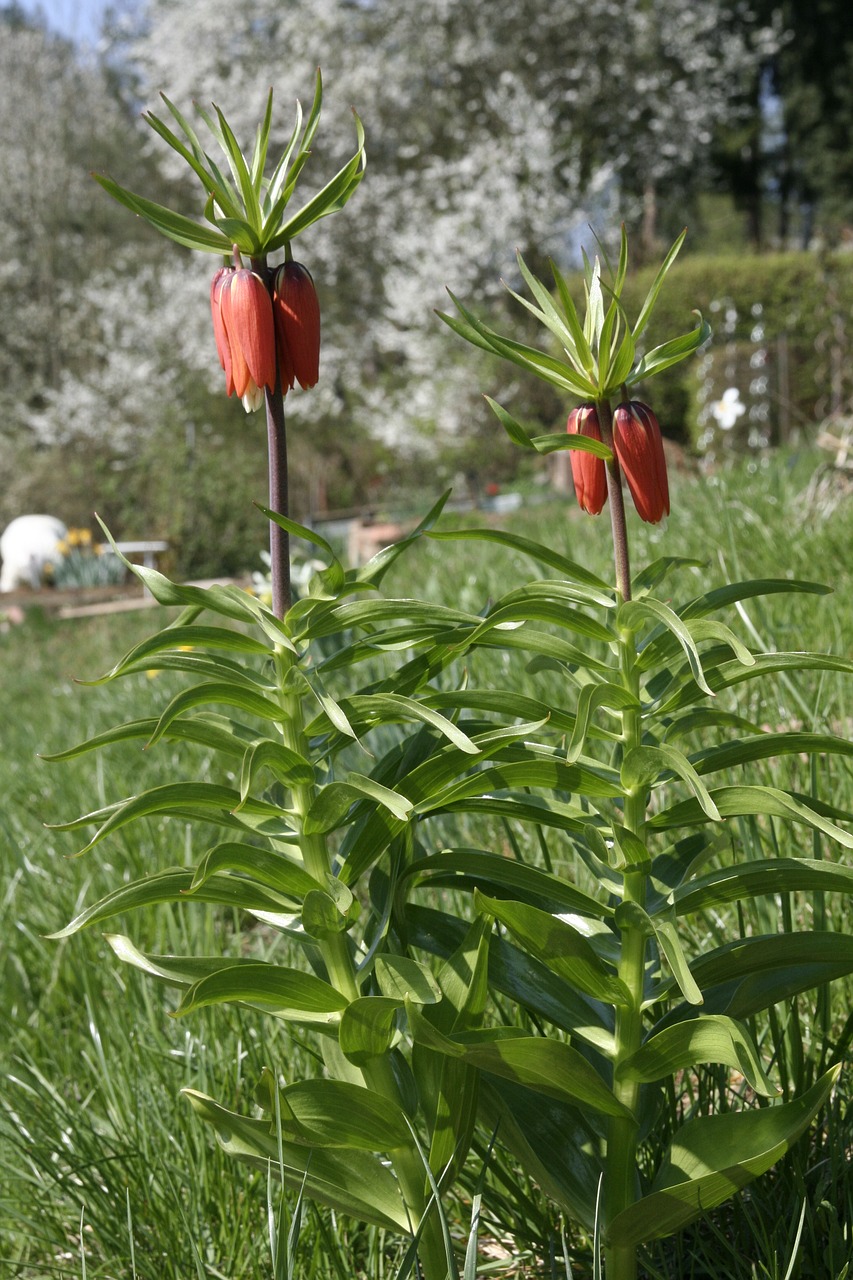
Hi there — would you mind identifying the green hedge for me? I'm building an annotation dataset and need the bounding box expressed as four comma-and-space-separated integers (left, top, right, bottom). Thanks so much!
619, 251, 853, 451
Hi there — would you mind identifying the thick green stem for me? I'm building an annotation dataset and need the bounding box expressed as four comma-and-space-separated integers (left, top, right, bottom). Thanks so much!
274, 649, 448, 1278
604, 626, 646, 1279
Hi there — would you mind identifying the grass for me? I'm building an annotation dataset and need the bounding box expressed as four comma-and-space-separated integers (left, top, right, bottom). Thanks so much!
1, 448, 852, 1277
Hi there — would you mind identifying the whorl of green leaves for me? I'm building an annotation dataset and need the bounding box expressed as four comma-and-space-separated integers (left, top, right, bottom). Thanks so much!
439, 228, 712, 446
93, 72, 366, 256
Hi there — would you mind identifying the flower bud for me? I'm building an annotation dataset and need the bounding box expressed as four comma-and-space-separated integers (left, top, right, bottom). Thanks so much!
273, 262, 320, 391
612, 401, 670, 524
566, 403, 607, 515
212, 266, 276, 411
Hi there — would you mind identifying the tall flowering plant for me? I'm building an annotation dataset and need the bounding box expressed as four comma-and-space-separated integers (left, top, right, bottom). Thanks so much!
96, 73, 364, 617
48, 94, 853, 1280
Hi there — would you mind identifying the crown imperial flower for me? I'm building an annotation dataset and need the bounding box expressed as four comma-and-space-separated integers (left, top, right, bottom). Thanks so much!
566, 404, 607, 515
612, 401, 670, 524
273, 262, 320, 391
211, 266, 277, 412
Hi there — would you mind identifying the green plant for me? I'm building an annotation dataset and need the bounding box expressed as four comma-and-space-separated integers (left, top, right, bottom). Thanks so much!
43, 87, 853, 1280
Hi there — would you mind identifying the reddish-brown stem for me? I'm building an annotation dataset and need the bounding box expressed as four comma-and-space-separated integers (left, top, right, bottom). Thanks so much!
264, 371, 291, 618
597, 397, 632, 602
253, 254, 291, 619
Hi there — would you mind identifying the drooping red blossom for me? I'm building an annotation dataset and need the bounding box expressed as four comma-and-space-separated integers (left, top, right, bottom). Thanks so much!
567, 403, 608, 515
612, 401, 670, 524
210, 267, 234, 390
211, 266, 277, 412
273, 262, 320, 390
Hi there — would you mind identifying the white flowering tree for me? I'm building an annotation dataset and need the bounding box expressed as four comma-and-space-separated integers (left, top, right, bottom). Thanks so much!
108, 0, 761, 456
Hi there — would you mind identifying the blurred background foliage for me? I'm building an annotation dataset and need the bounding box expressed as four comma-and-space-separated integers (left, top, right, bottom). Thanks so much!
2, 0, 853, 579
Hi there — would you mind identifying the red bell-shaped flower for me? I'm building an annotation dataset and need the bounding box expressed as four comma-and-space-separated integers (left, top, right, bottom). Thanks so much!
612, 401, 670, 524
567, 403, 607, 515
273, 262, 320, 391
211, 266, 277, 412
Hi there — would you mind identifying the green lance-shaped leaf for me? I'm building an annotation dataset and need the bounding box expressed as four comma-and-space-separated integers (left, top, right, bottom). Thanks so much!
614, 900, 699, 1003
440, 291, 598, 396
256, 1073, 412, 1151
146, 682, 286, 748
236, 739, 315, 809
632, 229, 687, 340
304, 773, 414, 836
339, 717, 590, 885
374, 954, 442, 1005
489, 394, 613, 459
481, 1076, 601, 1231
476, 892, 629, 1005
514, 249, 585, 361
189, 841, 321, 900
264, 87, 306, 212
301, 879, 357, 939
673, 856, 853, 919
143, 104, 242, 220
353, 693, 481, 754
606, 1067, 840, 1247
214, 104, 263, 231
422, 689, 587, 742
426, 525, 609, 589
637, 617, 755, 675
173, 960, 349, 1022
627, 312, 711, 382
402, 846, 609, 919
182, 1089, 409, 1231
78, 625, 274, 686
51, 781, 295, 856
47, 868, 293, 939
435, 914, 492, 1030
257, 502, 340, 561
656, 651, 853, 716
610, 823, 652, 874
41, 708, 268, 764
104, 935, 293, 990
567, 683, 640, 763
460, 593, 615, 651
648, 784, 853, 847
279, 68, 324, 199
266, 110, 366, 248
339, 997, 402, 1065
352, 487, 452, 588
405, 903, 615, 1054
655, 932, 853, 1027
619, 1015, 779, 1097
92, 174, 233, 253
633, 556, 706, 595
619, 598, 715, 696
678, 577, 831, 621
249, 86, 274, 189
416, 754, 623, 819
407, 1004, 629, 1119
621, 744, 721, 822
688, 731, 853, 778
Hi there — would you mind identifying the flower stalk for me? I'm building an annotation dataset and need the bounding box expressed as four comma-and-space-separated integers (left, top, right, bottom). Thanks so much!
597, 397, 632, 603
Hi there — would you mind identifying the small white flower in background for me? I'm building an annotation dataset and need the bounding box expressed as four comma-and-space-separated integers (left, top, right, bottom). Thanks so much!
711, 387, 746, 431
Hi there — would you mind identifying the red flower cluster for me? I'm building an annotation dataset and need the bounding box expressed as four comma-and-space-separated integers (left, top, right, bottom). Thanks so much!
210, 262, 320, 412
566, 401, 670, 524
